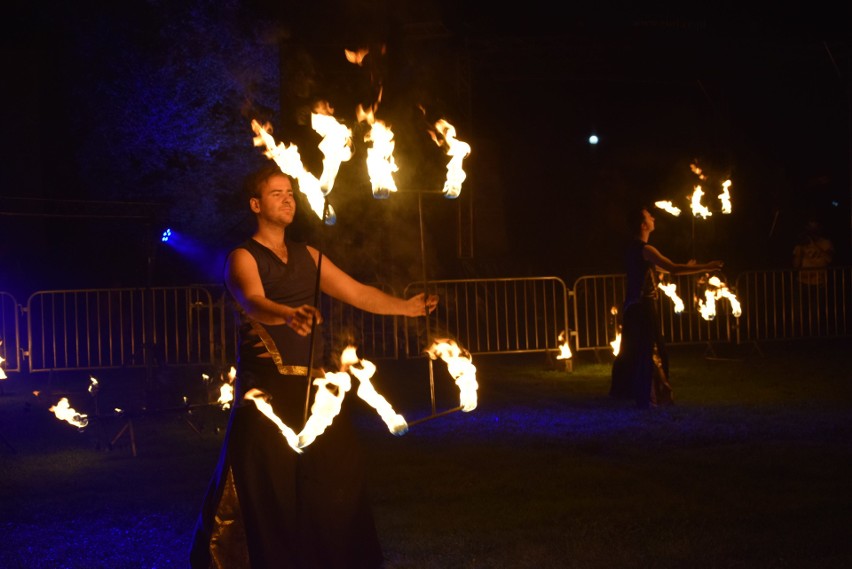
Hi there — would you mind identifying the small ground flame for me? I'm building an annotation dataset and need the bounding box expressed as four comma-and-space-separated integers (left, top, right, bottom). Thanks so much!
49, 397, 89, 429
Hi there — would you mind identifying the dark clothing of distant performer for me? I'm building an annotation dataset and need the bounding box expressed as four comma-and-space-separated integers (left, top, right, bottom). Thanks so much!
189, 238, 383, 569
609, 238, 673, 408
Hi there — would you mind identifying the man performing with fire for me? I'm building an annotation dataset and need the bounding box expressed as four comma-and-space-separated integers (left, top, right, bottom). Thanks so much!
610, 205, 724, 408
190, 163, 438, 568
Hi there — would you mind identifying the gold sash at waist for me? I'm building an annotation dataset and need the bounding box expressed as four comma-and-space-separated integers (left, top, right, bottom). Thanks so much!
249, 320, 323, 377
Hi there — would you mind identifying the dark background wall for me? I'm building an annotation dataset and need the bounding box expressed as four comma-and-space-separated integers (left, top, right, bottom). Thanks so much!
2, 0, 849, 299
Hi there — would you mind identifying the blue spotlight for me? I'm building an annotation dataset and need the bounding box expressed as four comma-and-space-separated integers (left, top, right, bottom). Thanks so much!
161, 228, 172, 243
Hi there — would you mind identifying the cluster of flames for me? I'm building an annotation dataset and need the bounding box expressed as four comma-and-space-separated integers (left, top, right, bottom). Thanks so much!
655, 162, 732, 219
246, 340, 477, 453
609, 272, 742, 356
251, 44, 470, 223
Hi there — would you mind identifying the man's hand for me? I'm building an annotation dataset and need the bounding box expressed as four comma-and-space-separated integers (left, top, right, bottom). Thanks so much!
285, 305, 322, 336
404, 293, 439, 317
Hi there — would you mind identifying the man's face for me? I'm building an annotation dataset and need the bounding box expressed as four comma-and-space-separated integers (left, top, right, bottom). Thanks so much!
642, 209, 655, 232
253, 174, 296, 224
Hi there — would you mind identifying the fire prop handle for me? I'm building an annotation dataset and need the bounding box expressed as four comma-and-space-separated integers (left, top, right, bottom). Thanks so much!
418, 190, 437, 416
304, 197, 332, 424
406, 405, 463, 428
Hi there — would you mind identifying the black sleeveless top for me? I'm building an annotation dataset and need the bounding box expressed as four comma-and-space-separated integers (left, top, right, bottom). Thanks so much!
623, 238, 658, 308
231, 237, 324, 395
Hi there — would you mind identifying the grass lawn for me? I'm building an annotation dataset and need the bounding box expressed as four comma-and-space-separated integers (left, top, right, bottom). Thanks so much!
1, 339, 851, 568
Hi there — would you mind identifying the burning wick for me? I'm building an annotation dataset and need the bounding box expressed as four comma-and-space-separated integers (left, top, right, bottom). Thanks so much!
718, 180, 732, 214
657, 279, 685, 313
247, 391, 303, 453
250, 119, 336, 224
655, 201, 681, 216
697, 275, 742, 320
341, 346, 408, 435
690, 186, 713, 219
431, 118, 471, 199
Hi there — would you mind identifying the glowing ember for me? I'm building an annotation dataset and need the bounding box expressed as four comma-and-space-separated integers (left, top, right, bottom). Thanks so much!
431, 119, 471, 199
49, 397, 89, 429
246, 391, 303, 453
87, 375, 99, 396
689, 186, 712, 219
718, 179, 732, 214
690, 162, 707, 180
657, 280, 685, 313
250, 119, 335, 223
654, 200, 681, 216
341, 346, 408, 435
425, 339, 478, 412
344, 47, 370, 66
356, 103, 398, 198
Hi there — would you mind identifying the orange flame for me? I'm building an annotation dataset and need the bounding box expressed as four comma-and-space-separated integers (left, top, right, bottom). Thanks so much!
696, 275, 741, 320
431, 119, 470, 199
654, 200, 681, 216
341, 346, 408, 435
425, 339, 478, 411
298, 371, 352, 448
556, 330, 572, 360
657, 279, 685, 313
356, 103, 398, 197
611, 331, 622, 356
311, 101, 354, 193
247, 391, 303, 453
718, 180, 732, 214
689, 185, 712, 219
49, 397, 89, 429
250, 119, 333, 222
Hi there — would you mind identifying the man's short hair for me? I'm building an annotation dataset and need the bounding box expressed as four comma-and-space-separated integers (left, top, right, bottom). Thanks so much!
628, 203, 651, 236
242, 163, 297, 201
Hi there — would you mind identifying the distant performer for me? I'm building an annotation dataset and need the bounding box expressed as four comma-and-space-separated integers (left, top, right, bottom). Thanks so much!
610, 205, 724, 408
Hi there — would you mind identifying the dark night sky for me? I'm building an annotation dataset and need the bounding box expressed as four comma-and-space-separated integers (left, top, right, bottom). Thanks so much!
1, 1, 850, 298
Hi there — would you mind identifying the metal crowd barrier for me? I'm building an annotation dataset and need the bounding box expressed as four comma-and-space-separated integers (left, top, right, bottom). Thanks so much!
1, 267, 849, 376
25, 287, 218, 373
403, 277, 571, 357
322, 283, 402, 361
1, 291, 21, 373
570, 272, 740, 355
734, 267, 850, 342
